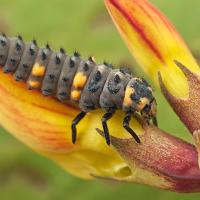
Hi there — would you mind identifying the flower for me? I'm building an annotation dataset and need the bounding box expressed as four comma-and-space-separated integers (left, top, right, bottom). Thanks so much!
105, 0, 200, 170
1, 70, 200, 192
1, 0, 200, 193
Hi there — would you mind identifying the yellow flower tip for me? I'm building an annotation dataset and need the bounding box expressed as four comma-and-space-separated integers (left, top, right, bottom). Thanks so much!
105, 0, 200, 98
159, 60, 189, 98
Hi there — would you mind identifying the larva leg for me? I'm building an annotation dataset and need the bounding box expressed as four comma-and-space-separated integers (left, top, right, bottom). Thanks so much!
123, 113, 141, 144
101, 112, 114, 145
71, 111, 86, 144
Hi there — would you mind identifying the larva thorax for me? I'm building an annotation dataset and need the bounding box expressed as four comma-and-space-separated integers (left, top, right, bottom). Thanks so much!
0, 34, 157, 127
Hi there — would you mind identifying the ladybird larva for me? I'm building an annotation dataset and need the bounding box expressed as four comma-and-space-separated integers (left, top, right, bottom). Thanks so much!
0, 33, 157, 145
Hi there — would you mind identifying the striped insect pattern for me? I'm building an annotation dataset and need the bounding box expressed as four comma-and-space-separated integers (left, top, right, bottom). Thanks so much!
0, 34, 157, 145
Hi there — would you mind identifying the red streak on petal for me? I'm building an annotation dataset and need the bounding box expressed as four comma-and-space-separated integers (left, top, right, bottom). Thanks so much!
109, 0, 165, 64
144, 0, 177, 34
0, 69, 78, 151
1, 97, 72, 151
0, 69, 79, 117
32, 100, 78, 118
132, 0, 160, 29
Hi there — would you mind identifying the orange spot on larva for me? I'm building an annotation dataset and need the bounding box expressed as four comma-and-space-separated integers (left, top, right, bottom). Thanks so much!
32, 63, 45, 76
123, 87, 134, 107
137, 97, 149, 110
71, 90, 81, 101
28, 80, 41, 88
73, 72, 87, 89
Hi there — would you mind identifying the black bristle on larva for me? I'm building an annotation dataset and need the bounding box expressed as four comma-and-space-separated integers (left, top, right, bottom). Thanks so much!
119, 66, 132, 75
49, 74, 55, 79
1, 33, 6, 37
114, 74, 121, 84
16, 42, 22, 51
103, 61, 113, 68
17, 35, 23, 41
103, 61, 109, 66
0, 38, 6, 46
94, 70, 101, 82
74, 51, 80, 57
141, 77, 151, 87
29, 47, 35, 56
22, 64, 28, 69
32, 39, 37, 46
84, 63, 89, 71
55, 55, 61, 64
69, 57, 75, 67
46, 43, 50, 50
41, 45, 51, 61
42, 51, 47, 60
60, 48, 65, 54
10, 58, 16, 64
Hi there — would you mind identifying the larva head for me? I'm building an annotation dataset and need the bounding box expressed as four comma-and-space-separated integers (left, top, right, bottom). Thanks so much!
123, 78, 156, 119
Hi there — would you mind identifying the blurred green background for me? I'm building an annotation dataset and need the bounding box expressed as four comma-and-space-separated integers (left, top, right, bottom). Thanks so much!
0, 0, 200, 199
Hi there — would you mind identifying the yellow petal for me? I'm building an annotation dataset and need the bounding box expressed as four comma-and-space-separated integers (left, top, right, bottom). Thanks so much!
0, 68, 143, 179
105, 0, 200, 98
2, 65, 200, 192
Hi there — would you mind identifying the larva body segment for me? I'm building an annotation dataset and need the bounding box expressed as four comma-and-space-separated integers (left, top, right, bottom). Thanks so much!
0, 34, 157, 145
3, 36, 25, 73
14, 40, 39, 81
79, 64, 112, 112
56, 54, 81, 102
70, 57, 96, 103
99, 69, 132, 112
27, 44, 52, 89
0, 34, 10, 66
41, 49, 67, 96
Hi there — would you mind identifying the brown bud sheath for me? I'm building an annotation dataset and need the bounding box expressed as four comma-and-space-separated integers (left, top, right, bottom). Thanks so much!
159, 60, 200, 167
97, 125, 200, 193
